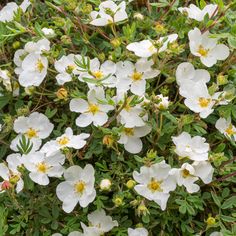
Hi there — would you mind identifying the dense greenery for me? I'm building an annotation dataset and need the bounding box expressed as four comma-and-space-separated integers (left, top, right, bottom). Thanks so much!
0, 0, 236, 235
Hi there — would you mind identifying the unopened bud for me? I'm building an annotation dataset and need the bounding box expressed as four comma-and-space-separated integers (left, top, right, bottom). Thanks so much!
126, 180, 136, 189
99, 179, 112, 191
56, 88, 68, 100
103, 135, 114, 148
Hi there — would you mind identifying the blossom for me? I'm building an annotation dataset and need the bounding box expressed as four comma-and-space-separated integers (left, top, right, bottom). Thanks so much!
13, 112, 54, 139
182, 82, 216, 118
41, 27, 55, 37
90, 0, 128, 26
178, 4, 218, 21
215, 117, 236, 140
118, 99, 147, 128
14, 38, 50, 87
41, 127, 89, 157
0, 0, 31, 22
115, 58, 160, 96
176, 62, 210, 96
70, 87, 114, 127
55, 54, 82, 85
23, 151, 65, 185
157, 33, 178, 52
56, 164, 96, 213
155, 94, 170, 110
126, 40, 157, 58
78, 58, 117, 88
170, 161, 214, 193
210, 232, 223, 236
172, 132, 209, 161
133, 161, 176, 210
118, 125, 151, 153
0, 154, 23, 193
81, 209, 118, 234
188, 28, 230, 67
18, 53, 48, 87
128, 227, 148, 236
10, 112, 54, 152
99, 179, 112, 190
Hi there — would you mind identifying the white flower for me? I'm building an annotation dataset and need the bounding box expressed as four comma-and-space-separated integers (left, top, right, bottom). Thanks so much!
81, 209, 118, 234
133, 161, 176, 210
0, 69, 12, 91
170, 163, 200, 193
41, 127, 89, 157
176, 62, 210, 96
155, 94, 170, 110
178, 4, 218, 22
0, 154, 23, 193
11, 112, 54, 152
78, 58, 117, 88
14, 39, 50, 72
14, 112, 54, 140
99, 179, 112, 190
18, 53, 48, 87
133, 13, 144, 20
55, 54, 82, 85
192, 161, 214, 184
157, 33, 178, 52
119, 100, 147, 128
126, 40, 157, 58
90, 0, 128, 26
128, 228, 148, 236
170, 161, 214, 193
172, 132, 209, 161
118, 125, 151, 153
182, 82, 216, 118
215, 117, 236, 139
23, 151, 65, 185
70, 87, 114, 127
116, 58, 160, 96
0, 0, 30, 22
41, 27, 55, 37
56, 164, 96, 213
188, 28, 230, 67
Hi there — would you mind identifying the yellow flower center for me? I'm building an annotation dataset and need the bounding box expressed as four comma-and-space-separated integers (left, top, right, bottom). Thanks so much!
57, 136, 70, 146
66, 65, 76, 74
124, 128, 134, 136
88, 104, 100, 114
148, 45, 156, 53
225, 125, 235, 136
75, 181, 86, 194
36, 59, 45, 72
26, 128, 38, 138
92, 71, 104, 80
198, 97, 211, 108
131, 72, 143, 81
37, 163, 48, 173
197, 45, 209, 57
182, 169, 190, 178
148, 179, 162, 192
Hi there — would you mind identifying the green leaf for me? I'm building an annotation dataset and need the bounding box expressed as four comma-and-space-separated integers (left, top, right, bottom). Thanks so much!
221, 196, 236, 209
211, 191, 221, 207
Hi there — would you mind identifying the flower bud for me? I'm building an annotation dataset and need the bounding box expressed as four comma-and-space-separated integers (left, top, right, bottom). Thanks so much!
24, 86, 35, 95
56, 88, 68, 100
12, 41, 21, 49
137, 202, 149, 216
103, 135, 114, 148
113, 196, 123, 207
206, 216, 216, 226
1, 180, 11, 190
111, 38, 121, 48
154, 22, 166, 34
9, 175, 20, 185
126, 180, 136, 189
217, 74, 228, 86
134, 13, 144, 20
99, 179, 112, 191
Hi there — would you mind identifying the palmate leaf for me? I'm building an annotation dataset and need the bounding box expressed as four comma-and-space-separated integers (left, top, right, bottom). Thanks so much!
16, 135, 33, 154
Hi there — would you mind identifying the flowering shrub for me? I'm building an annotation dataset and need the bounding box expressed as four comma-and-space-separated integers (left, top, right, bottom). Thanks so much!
0, 0, 236, 235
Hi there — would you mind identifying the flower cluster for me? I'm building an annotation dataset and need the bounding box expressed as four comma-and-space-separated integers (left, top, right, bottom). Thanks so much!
0, 0, 235, 235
